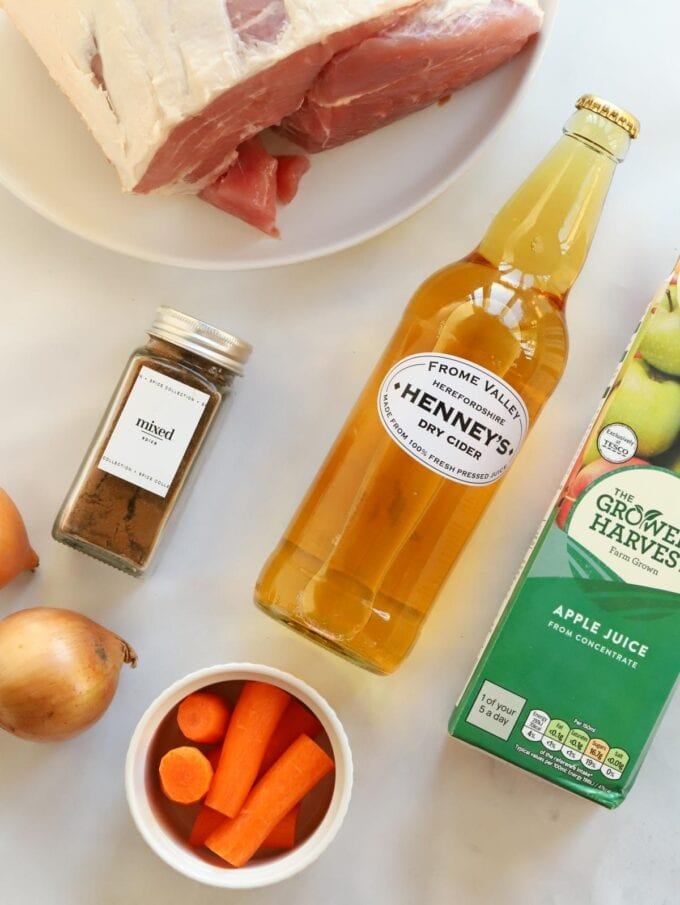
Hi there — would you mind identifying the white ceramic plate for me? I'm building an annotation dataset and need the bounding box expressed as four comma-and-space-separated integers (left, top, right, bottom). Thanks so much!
0, 3, 557, 270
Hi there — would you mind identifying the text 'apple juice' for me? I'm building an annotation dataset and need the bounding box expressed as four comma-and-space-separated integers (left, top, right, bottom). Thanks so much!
255, 95, 640, 674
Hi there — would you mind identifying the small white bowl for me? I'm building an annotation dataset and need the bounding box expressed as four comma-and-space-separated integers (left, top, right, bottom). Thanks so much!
125, 663, 353, 889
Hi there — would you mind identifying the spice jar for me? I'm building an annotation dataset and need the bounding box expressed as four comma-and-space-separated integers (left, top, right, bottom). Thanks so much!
53, 308, 251, 576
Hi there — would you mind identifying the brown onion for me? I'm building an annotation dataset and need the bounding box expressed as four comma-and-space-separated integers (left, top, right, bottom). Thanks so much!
0, 488, 39, 589
0, 607, 137, 742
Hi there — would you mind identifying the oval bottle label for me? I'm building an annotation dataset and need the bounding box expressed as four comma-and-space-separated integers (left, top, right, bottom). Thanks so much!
377, 353, 529, 486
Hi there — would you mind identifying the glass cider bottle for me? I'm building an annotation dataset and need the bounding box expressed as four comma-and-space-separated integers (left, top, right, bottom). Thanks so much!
256, 96, 639, 674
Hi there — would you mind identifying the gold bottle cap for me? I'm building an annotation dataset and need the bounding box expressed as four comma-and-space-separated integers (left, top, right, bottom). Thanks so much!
575, 95, 640, 139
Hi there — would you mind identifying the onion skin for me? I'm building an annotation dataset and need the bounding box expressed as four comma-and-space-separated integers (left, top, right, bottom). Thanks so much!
0, 488, 39, 589
0, 608, 137, 742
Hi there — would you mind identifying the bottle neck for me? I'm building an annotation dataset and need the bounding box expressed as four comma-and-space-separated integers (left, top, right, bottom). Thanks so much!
477, 109, 631, 302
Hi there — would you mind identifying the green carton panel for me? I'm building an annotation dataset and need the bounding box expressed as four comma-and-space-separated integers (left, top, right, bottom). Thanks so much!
449, 270, 680, 808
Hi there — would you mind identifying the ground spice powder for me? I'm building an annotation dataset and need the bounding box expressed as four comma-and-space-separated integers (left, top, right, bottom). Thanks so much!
53, 308, 251, 576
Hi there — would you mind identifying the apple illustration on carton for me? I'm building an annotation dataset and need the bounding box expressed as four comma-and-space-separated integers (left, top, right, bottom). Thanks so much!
638, 279, 680, 375
556, 457, 648, 530
583, 358, 680, 464
653, 444, 680, 473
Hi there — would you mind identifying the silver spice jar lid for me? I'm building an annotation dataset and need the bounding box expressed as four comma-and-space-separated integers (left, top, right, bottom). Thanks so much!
148, 307, 252, 375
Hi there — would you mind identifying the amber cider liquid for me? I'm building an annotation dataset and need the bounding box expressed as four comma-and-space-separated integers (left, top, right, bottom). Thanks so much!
255, 108, 631, 673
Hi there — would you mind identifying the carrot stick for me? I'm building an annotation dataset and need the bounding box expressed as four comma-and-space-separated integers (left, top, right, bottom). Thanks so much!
159, 746, 214, 805
189, 805, 226, 847
177, 692, 231, 744
206, 681, 290, 818
259, 700, 323, 775
189, 804, 299, 850
259, 804, 300, 851
206, 735, 334, 867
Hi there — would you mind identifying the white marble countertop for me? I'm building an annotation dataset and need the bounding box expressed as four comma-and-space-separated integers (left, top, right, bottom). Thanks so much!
1, 1, 678, 903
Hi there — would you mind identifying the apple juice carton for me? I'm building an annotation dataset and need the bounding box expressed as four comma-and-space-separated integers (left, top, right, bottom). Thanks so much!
449, 260, 680, 808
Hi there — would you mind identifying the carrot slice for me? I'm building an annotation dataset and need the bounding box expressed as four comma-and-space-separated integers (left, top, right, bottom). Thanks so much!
206, 735, 334, 867
259, 700, 323, 775
259, 804, 300, 851
206, 681, 290, 818
177, 692, 231, 744
159, 746, 214, 805
189, 805, 226, 847
190, 804, 299, 850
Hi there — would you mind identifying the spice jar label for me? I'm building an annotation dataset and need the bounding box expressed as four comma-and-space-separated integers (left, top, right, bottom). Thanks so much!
98, 367, 209, 498
377, 353, 529, 486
